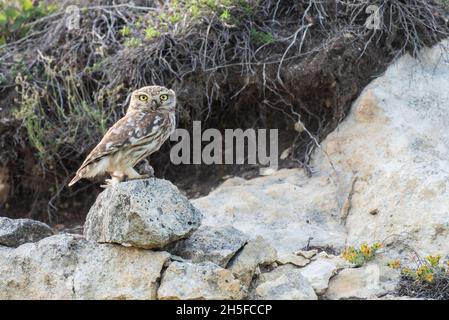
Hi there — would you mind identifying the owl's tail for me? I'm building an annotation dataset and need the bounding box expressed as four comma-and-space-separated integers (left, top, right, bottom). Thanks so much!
68, 174, 82, 187
68, 166, 88, 187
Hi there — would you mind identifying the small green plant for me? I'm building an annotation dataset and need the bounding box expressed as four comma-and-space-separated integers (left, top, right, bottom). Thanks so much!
144, 27, 161, 40
84, 61, 104, 74
119, 25, 132, 37
170, 13, 183, 24
135, 16, 144, 28
124, 37, 141, 47
250, 28, 274, 44
0, 0, 57, 44
342, 242, 382, 267
188, 4, 201, 19
219, 9, 232, 23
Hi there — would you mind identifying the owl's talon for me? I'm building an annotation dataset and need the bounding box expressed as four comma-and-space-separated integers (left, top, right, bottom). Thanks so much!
100, 179, 113, 188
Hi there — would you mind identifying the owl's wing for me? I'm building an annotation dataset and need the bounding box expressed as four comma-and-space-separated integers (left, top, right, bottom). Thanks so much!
77, 111, 167, 172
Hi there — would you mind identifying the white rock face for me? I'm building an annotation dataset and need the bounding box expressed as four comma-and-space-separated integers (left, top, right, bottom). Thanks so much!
193, 169, 346, 254
84, 178, 202, 249
313, 39, 449, 257
299, 259, 337, 295
0, 234, 170, 299
157, 261, 244, 300
253, 265, 317, 300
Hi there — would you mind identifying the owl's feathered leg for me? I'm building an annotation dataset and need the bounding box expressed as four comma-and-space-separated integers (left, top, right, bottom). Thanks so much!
124, 166, 154, 181
125, 167, 144, 180
100, 171, 125, 188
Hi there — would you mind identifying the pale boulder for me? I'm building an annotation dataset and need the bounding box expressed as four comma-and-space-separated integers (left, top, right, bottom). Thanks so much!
325, 261, 400, 300
227, 236, 277, 287
253, 265, 317, 300
158, 261, 244, 300
84, 178, 202, 249
169, 225, 248, 267
299, 259, 338, 295
0, 234, 170, 299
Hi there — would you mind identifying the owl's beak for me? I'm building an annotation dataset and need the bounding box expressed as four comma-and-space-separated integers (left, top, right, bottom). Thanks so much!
151, 99, 159, 109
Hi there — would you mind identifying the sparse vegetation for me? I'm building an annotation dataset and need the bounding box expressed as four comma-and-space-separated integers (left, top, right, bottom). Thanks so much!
144, 27, 161, 40
0, 0, 57, 45
389, 254, 449, 299
342, 242, 383, 266
250, 28, 274, 44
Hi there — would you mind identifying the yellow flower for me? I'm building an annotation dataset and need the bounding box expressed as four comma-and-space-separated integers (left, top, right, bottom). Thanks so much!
342, 247, 357, 262
360, 243, 373, 257
388, 260, 401, 269
401, 267, 413, 276
426, 255, 441, 267
424, 273, 434, 283
416, 265, 428, 277
371, 242, 382, 250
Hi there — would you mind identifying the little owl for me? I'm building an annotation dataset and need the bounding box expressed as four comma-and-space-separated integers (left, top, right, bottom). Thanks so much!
68, 85, 176, 188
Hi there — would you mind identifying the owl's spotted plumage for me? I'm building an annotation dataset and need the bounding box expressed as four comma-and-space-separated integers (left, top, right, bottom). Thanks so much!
68, 85, 176, 187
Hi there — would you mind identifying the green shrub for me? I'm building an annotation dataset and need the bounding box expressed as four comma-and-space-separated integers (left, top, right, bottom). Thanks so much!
390, 254, 449, 299
389, 255, 446, 283
0, 0, 57, 44
342, 242, 383, 267
250, 28, 274, 44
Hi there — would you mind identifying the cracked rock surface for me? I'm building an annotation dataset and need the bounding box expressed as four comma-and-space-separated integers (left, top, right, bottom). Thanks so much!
84, 178, 202, 249
0, 234, 170, 299
168, 225, 248, 267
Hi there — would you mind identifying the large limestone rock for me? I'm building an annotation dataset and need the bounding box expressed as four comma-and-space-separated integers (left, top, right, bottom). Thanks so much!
252, 265, 317, 300
192, 169, 346, 254
0, 217, 53, 247
325, 260, 400, 300
313, 39, 449, 257
169, 225, 248, 267
0, 234, 170, 299
227, 236, 278, 287
84, 178, 202, 249
157, 261, 244, 300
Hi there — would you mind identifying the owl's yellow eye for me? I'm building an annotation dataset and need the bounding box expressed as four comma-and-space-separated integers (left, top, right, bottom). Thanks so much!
138, 94, 148, 101
159, 94, 169, 101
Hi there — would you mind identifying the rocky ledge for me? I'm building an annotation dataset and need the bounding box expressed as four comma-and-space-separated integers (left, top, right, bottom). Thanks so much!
0, 177, 348, 300
0, 178, 282, 300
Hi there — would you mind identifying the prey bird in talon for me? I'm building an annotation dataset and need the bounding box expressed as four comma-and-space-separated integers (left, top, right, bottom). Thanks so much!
68, 85, 176, 188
